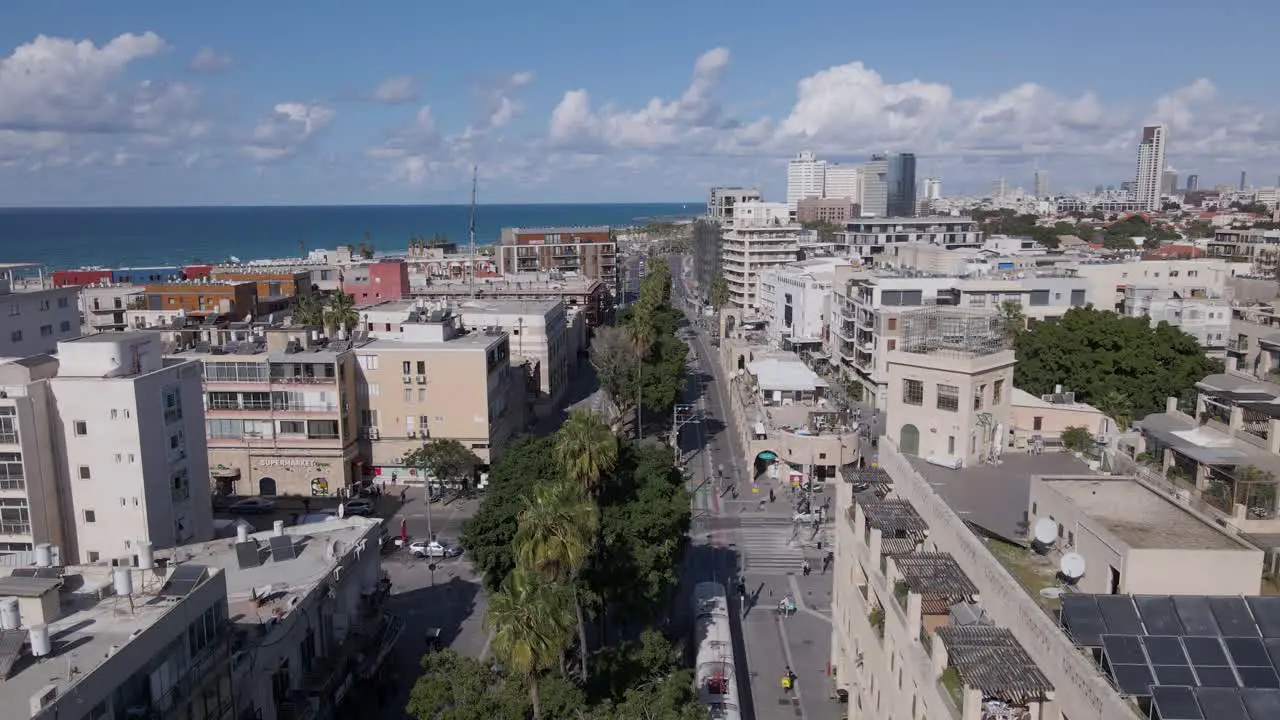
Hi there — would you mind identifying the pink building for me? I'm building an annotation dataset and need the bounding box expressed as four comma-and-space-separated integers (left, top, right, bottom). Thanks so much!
342, 260, 411, 306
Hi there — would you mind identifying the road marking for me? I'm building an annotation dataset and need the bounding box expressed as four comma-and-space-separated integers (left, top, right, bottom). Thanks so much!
775, 614, 809, 719
788, 575, 833, 624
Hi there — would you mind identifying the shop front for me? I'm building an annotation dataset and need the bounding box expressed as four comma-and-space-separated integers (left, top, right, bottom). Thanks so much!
207, 447, 358, 497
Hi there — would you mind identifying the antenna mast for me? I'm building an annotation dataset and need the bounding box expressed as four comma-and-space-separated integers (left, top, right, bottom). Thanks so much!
469, 165, 478, 299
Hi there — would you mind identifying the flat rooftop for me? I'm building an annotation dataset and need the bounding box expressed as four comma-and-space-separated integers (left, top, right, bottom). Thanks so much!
412, 275, 603, 294
361, 332, 502, 351
909, 452, 1099, 544
1045, 478, 1244, 551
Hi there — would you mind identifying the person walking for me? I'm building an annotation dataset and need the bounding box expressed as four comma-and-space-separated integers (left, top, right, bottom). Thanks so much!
822, 551, 833, 574
780, 671, 793, 694
802, 559, 811, 577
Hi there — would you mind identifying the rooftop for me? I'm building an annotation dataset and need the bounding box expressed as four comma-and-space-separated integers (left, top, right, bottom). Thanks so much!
935, 625, 1055, 701
908, 452, 1099, 543
361, 332, 503, 352
1046, 478, 1245, 551
1011, 387, 1102, 413
413, 275, 603, 294
746, 358, 827, 393
893, 552, 979, 596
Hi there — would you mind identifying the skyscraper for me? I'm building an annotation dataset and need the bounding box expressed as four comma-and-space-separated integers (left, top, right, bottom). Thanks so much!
1134, 124, 1166, 211
823, 164, 860, 201
923, 178, 942, 201
885, 153, 917, 217
1240, 171, 1248, 192
786, 151, 827, 209
1161, 168, 1178, 196
1033, 170, 1047, 198
1186, 174, 1199, 192
859, 156, 889, 216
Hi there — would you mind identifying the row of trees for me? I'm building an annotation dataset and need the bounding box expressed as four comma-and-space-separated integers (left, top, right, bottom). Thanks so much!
1008, 306, 1221, 423
970, 209, 1181, 250
590, 257, 689, 437
292, 291, 360, 336
408, 413, 697, 718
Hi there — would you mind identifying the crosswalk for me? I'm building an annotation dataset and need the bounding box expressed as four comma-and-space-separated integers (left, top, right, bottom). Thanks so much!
735, 515, 807, 575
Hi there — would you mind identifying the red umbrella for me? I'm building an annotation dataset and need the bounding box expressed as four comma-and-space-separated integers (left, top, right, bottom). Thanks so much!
400, 518, 407, 544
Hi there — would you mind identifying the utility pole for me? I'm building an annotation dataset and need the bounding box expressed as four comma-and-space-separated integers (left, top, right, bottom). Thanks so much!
671, 403, 700, 463
468, 165, 478, 300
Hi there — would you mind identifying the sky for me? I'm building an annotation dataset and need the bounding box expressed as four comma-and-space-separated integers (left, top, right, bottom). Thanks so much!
0, 0, 1277, 207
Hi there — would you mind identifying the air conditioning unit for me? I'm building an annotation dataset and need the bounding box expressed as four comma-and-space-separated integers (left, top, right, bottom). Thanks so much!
402, 375, 412, 384
416, 375, 427, 384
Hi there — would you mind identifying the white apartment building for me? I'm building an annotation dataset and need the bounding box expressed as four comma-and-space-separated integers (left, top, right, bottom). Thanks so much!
841, 217, 983, 264
923, 178, 942, 201
52, 333, 213, 563
755, 258, 851, 343
0, 271, 80, 358
824, 164, 861, 202
79, 284, 145, 333
787, 150, 827, 209
1122, 286, 1231, 353
732, 201, 792, 228
721, 224, 817, 310
707, 186, 763, 228
1066, 258, 1232, 312
1135, 124, 1167, 211
1208, 227, 1280, 277
859, 156, 889, 216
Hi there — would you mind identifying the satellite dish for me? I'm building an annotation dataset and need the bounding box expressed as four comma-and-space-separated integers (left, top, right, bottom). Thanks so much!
1060, 552, 1087, 581
1033, 518, 1058, 546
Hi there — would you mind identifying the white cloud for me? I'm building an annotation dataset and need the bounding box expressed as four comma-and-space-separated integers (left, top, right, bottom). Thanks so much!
370, 75, 420, 104
189, 46, 233, 72
243, 103, 334, 161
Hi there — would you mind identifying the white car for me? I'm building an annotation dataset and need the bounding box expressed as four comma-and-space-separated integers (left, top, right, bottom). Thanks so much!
408, 540, 463, 558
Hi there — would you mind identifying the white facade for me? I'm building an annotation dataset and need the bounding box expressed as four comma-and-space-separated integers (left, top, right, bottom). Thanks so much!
787, 150, 827, 209
841, 217, 983, 264
707, 186, 763, 229
0, 284, 80, 358
732, 201, 792, 228
922, 178, 942, 201
79, 284, 145, 333
859, 157, 889, 216
721, 225, 811, 310
51, 333, 213, 563
1122, 286, 1231, 352
756, 259, 851, 342
1067, 258, 1230, 312
823, 164, 860, 202
0, 360, 63, 558
1135, 124, 1167, 211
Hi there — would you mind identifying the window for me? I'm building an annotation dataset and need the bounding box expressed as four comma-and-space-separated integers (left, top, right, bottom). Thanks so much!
416, 360, 426, 374
58, 296, 69, 309
87, 551, 99, 563
110, 409, 118, 419
886, 339, 896, 351
1029, 290, 1050, 306
73, 420, 88, 436
8, 330, 20, 343
947, 436, 956, 455
402, 361, 412, 375
1070, 289, 1086, 307
1033, 416, 1043, 431
0, 408, 17, 444
993, 379, 1004, 405
84, 510, 96, 523
39, 325, 52, 337
7, 304, 16, 316
78, 466, 91, 480
417, 388, 427, 402
936, 384, 959, 412
0, 453, 23, 489
902, 379, 924, 406
60, 321, 71, 332
403, 387, 413, 402
39, 299, 50, 311
974, 384, 985, 410
886, 318, 897, 331
356, 354, 379, 371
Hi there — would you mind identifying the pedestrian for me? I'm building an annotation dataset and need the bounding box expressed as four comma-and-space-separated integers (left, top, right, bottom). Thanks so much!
769, 487, 775, 503
400, 488, 407, 503
780, 671, 793, 694
802, 559, 811, 577
788, 667, 797, 688
822, 552, 832, 574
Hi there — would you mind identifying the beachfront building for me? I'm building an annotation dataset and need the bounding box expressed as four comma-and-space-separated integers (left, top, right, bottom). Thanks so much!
410, 274, 613, 328
0, 332, 213, 564
52, 265, 185, 287
0, 264, 81, 358
403, 244, 498, 282
209, 257, 344, 292
78, 284, 145, 334
140, 280, 258, 322
354, 308, 522, 480
495, 226, 619, 299
341, 259, 412, 307
167, 327, 364, 498
206, 269, 314, 317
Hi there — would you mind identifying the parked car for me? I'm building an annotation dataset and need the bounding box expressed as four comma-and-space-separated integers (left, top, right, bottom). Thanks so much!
228, 498, 275, 515
343, 499, 376, 517
408, 540, 463, 558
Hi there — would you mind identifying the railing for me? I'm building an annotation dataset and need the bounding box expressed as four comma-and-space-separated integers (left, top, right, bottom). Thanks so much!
0, 522, 31, 535
270, 376, 337, 384
0, 479, 25, 491
0, 432, 16, 445
1107, 450, 1237, 529
1227, 338, 1249, 352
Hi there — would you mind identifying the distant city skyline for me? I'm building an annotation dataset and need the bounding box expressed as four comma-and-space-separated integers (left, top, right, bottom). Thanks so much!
1, 2, 1277, 206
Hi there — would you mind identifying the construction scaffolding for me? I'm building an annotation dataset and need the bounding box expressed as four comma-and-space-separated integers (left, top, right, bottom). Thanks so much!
897, 306, 1010, 358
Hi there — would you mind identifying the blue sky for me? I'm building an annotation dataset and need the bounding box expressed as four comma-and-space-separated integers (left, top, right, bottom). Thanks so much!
0, 0, 1276, 206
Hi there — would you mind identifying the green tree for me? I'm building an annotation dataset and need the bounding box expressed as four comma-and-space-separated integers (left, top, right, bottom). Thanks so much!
356, 229, 376, 259
1060, 426, 1094, 453
1013, 307, 1221, 420
516, 477, 598, 682
292, 293, 326, 327
709, 275, 730, 312
404, 438, 482, 494
1187, 219, 1215, 239
800, 219, 841, 244
405, 649, 512, 719
1095, 390, 1134, 431
323, 291, 360, 336
1000, 300, 1026, 339
556, 410, 619, 497
486, 567, 576, 720
589, 327, 641, 433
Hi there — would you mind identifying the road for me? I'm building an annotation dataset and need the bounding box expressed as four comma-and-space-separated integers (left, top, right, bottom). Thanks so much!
672, 255, 841, 720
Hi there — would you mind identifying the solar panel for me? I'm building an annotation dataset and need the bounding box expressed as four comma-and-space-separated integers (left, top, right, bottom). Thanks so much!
1113, 663, 1156, 695
1196, 667, 1241, 689
1186, 637, 1230, 666
268, 535, 298, 562
234, 541, 262, 570
8, 568, 36, 578
1152, 686, 1205, 720
34, 568, 60, 580
1098, 595, 1143, 635
1227, 638, 1272, 668
1247, 598, 1280, 639
1104, 635, 1149, 666
1240, 687, 1280, 720
1237, 667, 1280, 690
1146, 636, 1191, 666
1194, 687, 1250, 720
1156, 666, 1198, 686
1063, 595, 1108, 647
0, 629, 25, 681
1139, 596, 1187, 636
1177, 596, 1225, 636
162, 563, 209, 597
1212, 598, 1262, 638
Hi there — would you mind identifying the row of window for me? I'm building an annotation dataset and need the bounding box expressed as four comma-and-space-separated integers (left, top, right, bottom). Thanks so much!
206, 418, 340, 439
902, 378, 1005, 411
9, 321, 73, 343
203, 361, 339, 383
6, 296, 71, 316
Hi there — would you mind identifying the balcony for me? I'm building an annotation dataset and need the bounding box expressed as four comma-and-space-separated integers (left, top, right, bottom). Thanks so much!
0, 522, 31, 535
1228, 338, 1249, 353
0, 478, 25, 491
270, 375, 337, 385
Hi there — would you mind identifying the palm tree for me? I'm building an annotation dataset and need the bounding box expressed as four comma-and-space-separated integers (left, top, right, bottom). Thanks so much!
1097, 390, 1133, 431
292, 294, 325, 327
516, 478, 598, 682
486, 567, 575, 719
629, 319, 655, 439
323, 292, 360, 338
555, 410, 618, 497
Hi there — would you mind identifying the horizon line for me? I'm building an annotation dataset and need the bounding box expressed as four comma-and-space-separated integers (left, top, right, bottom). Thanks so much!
0, 200, 702, 211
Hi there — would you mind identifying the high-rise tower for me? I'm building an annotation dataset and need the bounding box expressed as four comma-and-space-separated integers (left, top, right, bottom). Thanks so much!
1134, 124, 1166, 211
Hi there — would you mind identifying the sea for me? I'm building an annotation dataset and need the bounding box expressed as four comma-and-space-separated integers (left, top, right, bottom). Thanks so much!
0, 203, 697, 270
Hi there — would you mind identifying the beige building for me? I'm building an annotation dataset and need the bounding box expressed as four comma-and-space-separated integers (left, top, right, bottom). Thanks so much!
355, 308, 521, 479
78, 284, 145, 333
1207, 227, 1280, 276
1065, 258, 1232, 312
1009, 388, 1112, 450
1225, 301, 1280, 376
884, 307, 1014, 467
169, 328, 363, 499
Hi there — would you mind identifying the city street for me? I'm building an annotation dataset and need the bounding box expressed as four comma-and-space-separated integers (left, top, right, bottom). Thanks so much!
674, 256, 842, 720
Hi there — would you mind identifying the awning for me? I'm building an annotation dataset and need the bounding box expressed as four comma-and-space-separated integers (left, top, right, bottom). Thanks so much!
211, 466, 241, 478
757, 451, 777, 460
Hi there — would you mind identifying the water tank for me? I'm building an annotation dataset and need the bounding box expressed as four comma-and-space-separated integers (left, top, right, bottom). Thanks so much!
34, 544, 52, 568
273, 520, 285, 536
137, 541, 154, 571
113, 567, 134, 597
0, 598, 19, 630
236, 524, 250, 543
29, 625, 51, 657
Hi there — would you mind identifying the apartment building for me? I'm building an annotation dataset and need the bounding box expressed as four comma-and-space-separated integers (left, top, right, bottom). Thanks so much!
787, 150, 827, 209
755, 258, 851, 345
796, 197, 858, 225
707, 187, 762, 228
823, 164, 861, 202
1207, 227, 1280, 276
732, 201, 792, 227
1225, 302, 1280, 376
141, 280, 258, 321
207, 268, 313, 316
0, 266, 81, 358
403, 244, 498, 283
840, 217, 983, 264
495, 226, 619, 298
79, 284, 145, 333
210, 258, 343, 292
169, 328, 362, 499
341, 259, 412, 307
830, 268, 1089, 408
354, 308, 521, 478
1121, 286, 1231, 353
1009, 388, 1112, 450
721, 224, 819, 310
52, 265, 184, 287
691, 219, 723, 297
1066, 258, 1232, 312
411, 274, 613, 328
